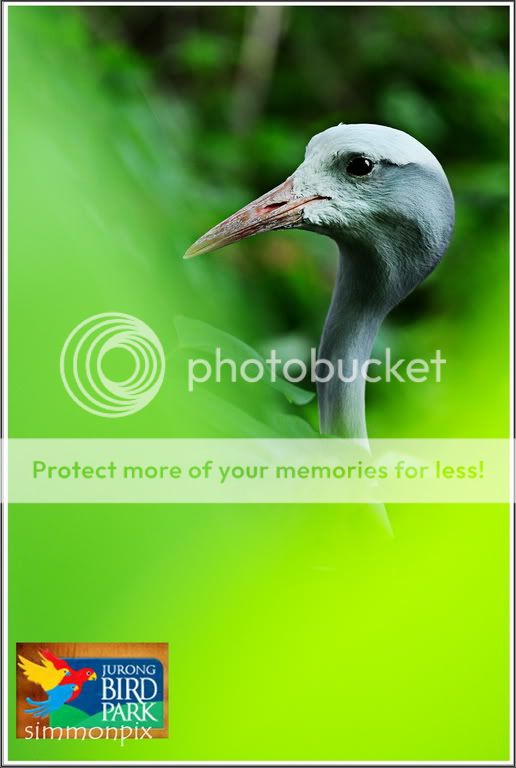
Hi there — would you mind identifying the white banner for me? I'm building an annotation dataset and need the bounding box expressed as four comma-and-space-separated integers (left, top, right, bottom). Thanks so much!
5, 438, 511, 504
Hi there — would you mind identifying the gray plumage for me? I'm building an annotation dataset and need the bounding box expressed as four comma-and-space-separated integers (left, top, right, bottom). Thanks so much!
186, 123, 455, 440
296, 125, 455, 437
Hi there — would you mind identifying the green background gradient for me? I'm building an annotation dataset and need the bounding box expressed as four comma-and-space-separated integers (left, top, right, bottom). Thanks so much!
8, 5, 510, 762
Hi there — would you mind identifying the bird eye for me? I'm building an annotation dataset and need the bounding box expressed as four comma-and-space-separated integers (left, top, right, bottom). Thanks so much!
346, 157, 375, 177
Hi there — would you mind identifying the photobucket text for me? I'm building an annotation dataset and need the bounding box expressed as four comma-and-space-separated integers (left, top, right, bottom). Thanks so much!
188, 347, 446, 391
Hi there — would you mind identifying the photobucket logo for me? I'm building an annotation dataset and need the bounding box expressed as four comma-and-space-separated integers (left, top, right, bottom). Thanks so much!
60, 313, 165, 418
188, 347, 446, 391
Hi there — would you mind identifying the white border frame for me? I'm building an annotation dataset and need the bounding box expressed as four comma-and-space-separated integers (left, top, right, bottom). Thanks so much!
1, 2, 514, 766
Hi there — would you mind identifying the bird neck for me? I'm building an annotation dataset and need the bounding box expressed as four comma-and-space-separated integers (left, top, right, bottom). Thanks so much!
317, 243, 387, 439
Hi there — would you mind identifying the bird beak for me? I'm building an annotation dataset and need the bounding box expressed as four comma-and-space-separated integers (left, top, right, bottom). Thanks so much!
184, 177, 328, 259
90, 672, 97, 681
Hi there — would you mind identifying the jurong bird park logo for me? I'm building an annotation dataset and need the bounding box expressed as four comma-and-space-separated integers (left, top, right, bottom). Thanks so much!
16, 643, 168, 742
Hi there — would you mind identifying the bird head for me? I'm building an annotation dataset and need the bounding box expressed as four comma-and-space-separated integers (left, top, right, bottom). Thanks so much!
60, 668, 71, 680
81, 668, 97, 682
185, 123, 454, 311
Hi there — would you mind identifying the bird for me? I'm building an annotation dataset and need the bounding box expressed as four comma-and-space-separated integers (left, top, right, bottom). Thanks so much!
39, 648, 97, 702
185, 124, 454, 440
24, 683, 78, 717
17, 653, 71, 691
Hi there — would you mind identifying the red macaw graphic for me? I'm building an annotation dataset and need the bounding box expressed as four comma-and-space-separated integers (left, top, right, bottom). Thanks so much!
39, 648, 97, 702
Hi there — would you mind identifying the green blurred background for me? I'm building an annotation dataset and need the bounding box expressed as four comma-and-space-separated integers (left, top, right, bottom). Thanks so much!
8, 4, 510, 762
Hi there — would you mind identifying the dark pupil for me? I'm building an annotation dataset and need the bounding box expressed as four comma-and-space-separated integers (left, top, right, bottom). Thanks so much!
347, 157, 374, 176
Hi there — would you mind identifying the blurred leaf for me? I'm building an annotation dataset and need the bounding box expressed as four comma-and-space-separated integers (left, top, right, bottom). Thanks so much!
380, 85, 445, 143
174, 316, 315, 406
174, 31, 232, 74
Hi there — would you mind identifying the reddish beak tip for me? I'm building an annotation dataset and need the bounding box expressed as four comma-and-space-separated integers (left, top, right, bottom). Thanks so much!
183, 176, 329, 261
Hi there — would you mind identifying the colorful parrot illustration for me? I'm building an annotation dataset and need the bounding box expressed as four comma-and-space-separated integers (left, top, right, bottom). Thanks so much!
17, 654, 71, 690
24, 683, 78, 717
39, 648, 97, 702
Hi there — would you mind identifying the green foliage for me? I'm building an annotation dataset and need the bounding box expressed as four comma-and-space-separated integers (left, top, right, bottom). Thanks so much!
9, 4, 509, 438
8, 10, 511, 764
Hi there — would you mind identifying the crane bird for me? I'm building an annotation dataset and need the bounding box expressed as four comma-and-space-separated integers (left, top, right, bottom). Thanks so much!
185, 124, 454, 439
